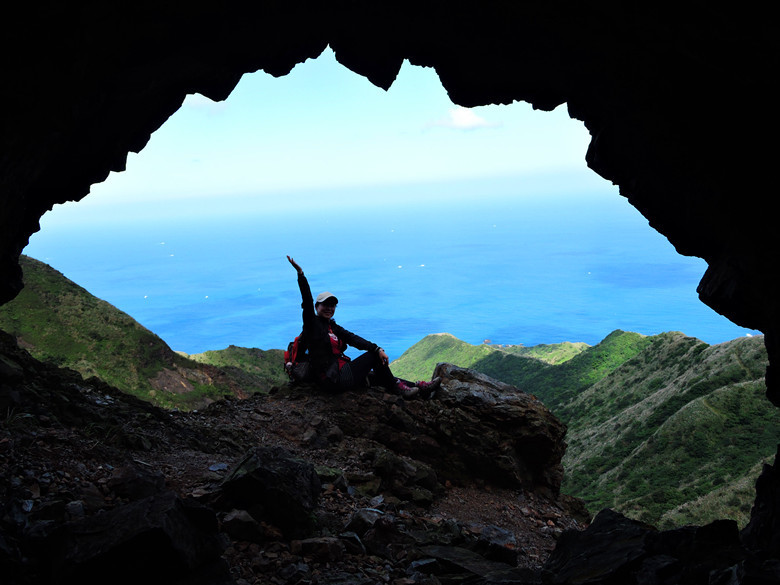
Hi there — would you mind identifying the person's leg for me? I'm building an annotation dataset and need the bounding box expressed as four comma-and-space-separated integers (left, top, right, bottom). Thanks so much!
346, 352, 392, 388
335, 362, 356, 390
339, 351, 413, 392
336, 352, 382, 390
338, 351, 439, 397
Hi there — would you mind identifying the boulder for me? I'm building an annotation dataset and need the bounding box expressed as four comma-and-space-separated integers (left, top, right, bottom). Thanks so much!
432, 363, 567, 494
25, 490, 230, 585
542, 508, 748, 585
741, 444, 780, 557
291, 536, 345, 562
370, 447, 442, 505
214, 445, 321, 538
416, 544, 537, 584
325, 363, 567, 495
107, 463, 166, 501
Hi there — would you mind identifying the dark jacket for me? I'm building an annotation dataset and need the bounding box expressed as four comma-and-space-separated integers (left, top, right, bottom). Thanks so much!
296, 273, 379, 383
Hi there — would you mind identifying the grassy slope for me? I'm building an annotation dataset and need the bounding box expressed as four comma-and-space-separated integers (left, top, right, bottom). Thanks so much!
0, 256, 281, 409
391, 333, 496, 381
395, 329, 775, 528
564, 334, 776, 527
184, 345, 287, 392
391, 332, 587, 382
0, 257, 175, 391
658, 455, 774, 529
473, 330, 653, 416
500, 341, 590, 365
393, 331, 655, 415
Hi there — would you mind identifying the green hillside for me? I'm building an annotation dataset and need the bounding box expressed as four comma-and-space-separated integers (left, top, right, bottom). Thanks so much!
499, 341, 590, 364
563, 334, 776, 527
0, 256, 282, 409
395, 329, 776, 528
391, 332, 587, 382
391, 333, 496, 380
658, 455, 773, 528
394, 330, 651, 415
183, 345, 287, 393
554, 332, 706, 433
473, 330, 652, 415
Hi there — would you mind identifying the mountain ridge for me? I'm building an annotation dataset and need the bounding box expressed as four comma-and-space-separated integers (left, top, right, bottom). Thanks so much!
0, 256, 287, 409
391, 327, 774, 528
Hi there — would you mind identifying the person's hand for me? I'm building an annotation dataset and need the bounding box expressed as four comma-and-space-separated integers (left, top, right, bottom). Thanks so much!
287, 255, 303, 275
378, 348, 389, 366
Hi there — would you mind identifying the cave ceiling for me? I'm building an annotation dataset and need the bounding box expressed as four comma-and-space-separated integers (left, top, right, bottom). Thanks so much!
1, 2, 776, 400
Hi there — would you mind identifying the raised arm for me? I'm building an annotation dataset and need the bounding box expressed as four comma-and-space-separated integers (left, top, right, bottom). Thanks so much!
287, 255, 303, 276
287, 255, 315, 323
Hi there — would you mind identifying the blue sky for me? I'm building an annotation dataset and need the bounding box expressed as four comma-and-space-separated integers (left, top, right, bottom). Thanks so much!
63, 47, 597, 219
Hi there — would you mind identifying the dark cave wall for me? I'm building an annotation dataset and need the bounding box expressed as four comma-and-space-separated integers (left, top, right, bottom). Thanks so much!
2, 1, 777, 397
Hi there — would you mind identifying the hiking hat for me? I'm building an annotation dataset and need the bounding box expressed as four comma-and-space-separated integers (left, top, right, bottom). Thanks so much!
315, 291, 338, 305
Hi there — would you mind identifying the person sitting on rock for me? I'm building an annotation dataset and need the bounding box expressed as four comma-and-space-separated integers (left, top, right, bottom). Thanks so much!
286, 255, 440, 398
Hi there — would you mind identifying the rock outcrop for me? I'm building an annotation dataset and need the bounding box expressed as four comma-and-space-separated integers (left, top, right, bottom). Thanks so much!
213, 445, 322, 539
308, 363, 567, 497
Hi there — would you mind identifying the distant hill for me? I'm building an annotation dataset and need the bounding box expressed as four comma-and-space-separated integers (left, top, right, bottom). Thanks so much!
391, 333, 497, 381
393, 330, 650, 414
391, 332, 588, 381
498, 340, 590, 364
394, 330, 776, 528
182, 345, 287, 394
473, 330, 654, 417
0, 256, 286, 409
562, 333, 774, 528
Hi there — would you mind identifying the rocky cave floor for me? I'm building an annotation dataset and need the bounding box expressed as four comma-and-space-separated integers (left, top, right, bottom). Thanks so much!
166, 391, 583, 583
0, 344, 587, 585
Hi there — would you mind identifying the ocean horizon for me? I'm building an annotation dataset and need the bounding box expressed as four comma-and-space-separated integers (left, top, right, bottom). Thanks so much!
24, 179, 759, 360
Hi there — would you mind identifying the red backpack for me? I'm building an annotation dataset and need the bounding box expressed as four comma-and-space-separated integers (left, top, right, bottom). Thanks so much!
284, 333, 311, 382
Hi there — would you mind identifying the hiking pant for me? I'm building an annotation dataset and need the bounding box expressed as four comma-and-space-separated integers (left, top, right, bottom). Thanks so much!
336, 351, 398, 390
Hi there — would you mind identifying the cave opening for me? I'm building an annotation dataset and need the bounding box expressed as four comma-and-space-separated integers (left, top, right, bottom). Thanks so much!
20, 48, 756, 359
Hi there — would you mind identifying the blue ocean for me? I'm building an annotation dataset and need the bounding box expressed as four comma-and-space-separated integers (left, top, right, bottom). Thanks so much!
24, 179, 758, 360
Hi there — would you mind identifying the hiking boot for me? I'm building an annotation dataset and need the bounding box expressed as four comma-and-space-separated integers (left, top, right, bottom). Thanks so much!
416, 376, 442, 397
395, 380, 419, 398
401, 385, 420, 398
417, 377, 441, 392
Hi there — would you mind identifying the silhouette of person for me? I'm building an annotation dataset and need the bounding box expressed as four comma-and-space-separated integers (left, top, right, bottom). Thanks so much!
287, 255, 440, 397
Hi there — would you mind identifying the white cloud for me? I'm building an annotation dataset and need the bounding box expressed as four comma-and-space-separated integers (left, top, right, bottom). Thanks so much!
427, 106, 501, 131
